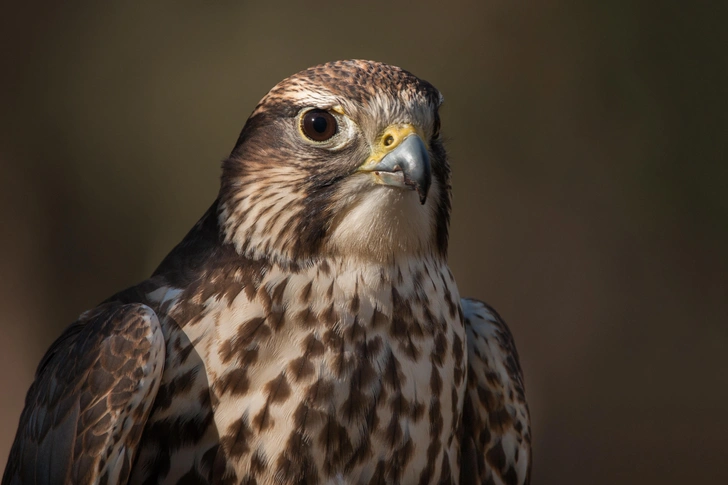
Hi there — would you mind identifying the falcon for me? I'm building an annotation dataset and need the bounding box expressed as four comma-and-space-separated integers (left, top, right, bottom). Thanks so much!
3, 60, 531, 485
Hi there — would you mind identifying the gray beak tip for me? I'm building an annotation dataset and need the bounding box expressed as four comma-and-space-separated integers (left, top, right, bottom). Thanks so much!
372, 135, 432, 204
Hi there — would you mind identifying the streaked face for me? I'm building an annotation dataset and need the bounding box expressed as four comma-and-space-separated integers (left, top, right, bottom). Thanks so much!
220, 60, 451, 264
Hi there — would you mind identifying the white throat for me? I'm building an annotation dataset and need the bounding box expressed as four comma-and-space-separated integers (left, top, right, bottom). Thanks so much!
324, 177, 442, 263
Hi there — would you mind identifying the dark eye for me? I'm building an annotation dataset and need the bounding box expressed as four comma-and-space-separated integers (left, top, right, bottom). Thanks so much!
301, 109, 338, 142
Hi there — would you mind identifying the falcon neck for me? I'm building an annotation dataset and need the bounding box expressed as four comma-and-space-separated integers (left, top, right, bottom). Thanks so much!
256, 253, 460, 338
152, 199, 450, 307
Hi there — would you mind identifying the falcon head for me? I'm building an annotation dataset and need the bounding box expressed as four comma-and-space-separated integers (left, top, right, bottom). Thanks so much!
220, 60, 450, 265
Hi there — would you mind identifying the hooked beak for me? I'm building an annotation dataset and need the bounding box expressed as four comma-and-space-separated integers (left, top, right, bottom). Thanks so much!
358, 125, 432, 204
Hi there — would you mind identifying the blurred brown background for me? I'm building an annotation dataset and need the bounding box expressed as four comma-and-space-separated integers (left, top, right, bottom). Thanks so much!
1, 1, 726, 483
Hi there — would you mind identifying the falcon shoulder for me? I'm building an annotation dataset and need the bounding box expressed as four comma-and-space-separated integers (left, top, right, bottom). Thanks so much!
2, 302, 165, 485
460, 298, 531, 485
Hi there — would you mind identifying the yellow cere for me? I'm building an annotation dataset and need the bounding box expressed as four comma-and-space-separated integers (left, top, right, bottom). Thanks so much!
359, 123, 426, 171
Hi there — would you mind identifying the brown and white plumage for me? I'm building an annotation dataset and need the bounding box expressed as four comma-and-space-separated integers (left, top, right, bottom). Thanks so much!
460, 300, 531, 485
3, 304, 164, 484
3, 60, 530, 484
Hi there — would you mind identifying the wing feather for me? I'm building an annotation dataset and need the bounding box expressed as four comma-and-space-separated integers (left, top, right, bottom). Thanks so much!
2, 302, 165, 485
460, 298, 531, 485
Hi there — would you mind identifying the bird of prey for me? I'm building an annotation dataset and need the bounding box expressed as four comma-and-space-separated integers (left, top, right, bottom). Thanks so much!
3, 60, 531, 485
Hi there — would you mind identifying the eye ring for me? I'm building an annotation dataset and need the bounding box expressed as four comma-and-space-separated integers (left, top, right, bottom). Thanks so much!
301, 109, 338, 142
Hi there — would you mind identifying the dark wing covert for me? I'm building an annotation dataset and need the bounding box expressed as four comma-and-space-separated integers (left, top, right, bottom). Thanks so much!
2, 303, 165, 485
459, 298, 531, 485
